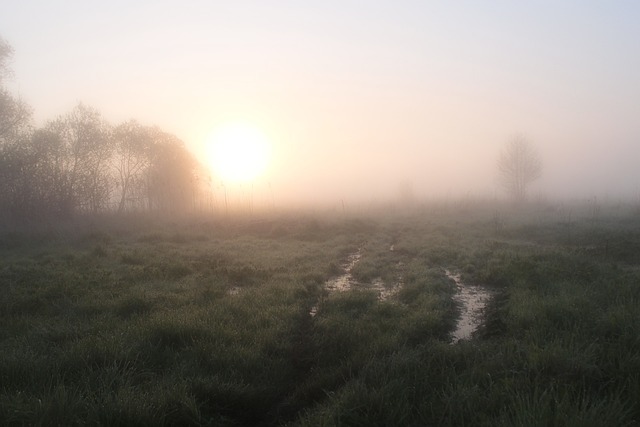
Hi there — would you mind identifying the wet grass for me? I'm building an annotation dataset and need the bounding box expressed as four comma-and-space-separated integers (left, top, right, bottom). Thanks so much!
1, 203, 640, 425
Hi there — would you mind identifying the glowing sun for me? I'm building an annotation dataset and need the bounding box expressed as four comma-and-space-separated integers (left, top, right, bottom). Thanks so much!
205, 123, 270, 183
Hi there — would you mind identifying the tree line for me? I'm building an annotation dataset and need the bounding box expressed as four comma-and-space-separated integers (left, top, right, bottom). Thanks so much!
0, 38, 218, 222
1, 36, 544, 222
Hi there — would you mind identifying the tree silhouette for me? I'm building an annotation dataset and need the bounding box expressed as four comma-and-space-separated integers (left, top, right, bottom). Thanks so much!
0, 40, 207, 220
0, 37, 31, 145
145, 129, 198, 214
43, 104, 113, 213
497, 135, 542, 203
113, 120, 153, 212
0, 38, 34, 219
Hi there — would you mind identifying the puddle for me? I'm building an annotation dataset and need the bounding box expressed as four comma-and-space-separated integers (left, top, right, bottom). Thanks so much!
311, 248, 402, 316
445, 270, 494, 343
310, 250, 361, 317
325, 251, 361, 292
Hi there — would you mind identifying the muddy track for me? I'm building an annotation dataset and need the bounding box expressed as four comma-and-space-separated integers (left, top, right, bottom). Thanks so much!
310, 247, 402, 316
445, 270, 494, 343
324, 250, 362, 293
310, 250, 493, 344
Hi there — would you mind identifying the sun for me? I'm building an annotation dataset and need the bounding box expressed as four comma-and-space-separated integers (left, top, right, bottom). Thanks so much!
205, 122, 270, 183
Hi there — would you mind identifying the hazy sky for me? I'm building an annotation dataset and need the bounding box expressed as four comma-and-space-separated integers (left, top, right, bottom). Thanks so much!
2, 1, 640, 204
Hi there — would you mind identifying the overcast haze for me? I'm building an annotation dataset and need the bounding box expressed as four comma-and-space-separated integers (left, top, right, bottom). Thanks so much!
2, 1, 640, 206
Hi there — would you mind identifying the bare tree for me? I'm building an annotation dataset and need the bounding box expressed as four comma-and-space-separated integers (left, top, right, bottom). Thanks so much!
112, 120, 153, 212
0, 37, 14, 84
0, 37, 31, 144
0, 38, 34, 220
497, 135, 542, 202
39, 104, 113, 214
0, 38, 206, 219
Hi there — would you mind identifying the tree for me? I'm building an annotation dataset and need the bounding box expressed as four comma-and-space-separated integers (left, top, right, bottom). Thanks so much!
0, 38, 33, 220
0, 37, 206, 219
0, 38, 31, 143
0, 90, 31, 144
497, 134, 542, 202
112, 120, 154, 212
145, 129, 199, 214
28, 127, 76, 216
0, 36, 14, 84
38, 104, 113, 214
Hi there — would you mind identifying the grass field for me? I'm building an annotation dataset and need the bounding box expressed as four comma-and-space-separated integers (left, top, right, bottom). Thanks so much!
1, 201, 639, 426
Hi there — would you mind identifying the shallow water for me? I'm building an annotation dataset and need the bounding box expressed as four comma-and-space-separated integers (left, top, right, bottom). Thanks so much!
311, 248, 402, 316
310, 250, 361, 317
445, 270, 494, 343
324, 251, 361, 292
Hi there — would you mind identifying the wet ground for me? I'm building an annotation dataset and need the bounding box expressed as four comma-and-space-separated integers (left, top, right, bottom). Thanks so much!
311, 248, 402, 316
306, 249, 493, 338
445, 270, 494, 343
324, 250, 362, 292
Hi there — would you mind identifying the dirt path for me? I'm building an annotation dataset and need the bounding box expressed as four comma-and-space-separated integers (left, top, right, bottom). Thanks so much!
445, 270, 494, 343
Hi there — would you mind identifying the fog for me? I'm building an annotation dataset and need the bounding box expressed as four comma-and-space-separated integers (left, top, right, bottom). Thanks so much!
2, 2, 640, 211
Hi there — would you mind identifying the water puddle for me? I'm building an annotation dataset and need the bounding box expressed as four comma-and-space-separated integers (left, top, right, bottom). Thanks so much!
310, 248, 402, 316
325, 250, 361, 292
445, 270, 494, 343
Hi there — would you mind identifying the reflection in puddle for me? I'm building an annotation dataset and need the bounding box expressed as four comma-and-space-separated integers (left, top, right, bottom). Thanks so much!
445, 270, 494, 343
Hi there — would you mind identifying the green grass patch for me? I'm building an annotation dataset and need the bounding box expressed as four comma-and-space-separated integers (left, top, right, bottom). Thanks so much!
1, 205, 640, 425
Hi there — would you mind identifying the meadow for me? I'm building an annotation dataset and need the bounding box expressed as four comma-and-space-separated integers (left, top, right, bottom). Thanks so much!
1, 201, 639, 426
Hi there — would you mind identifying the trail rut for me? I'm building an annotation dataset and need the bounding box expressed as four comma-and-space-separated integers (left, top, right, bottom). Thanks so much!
445, 270, 494, 343
310, 248, 402, 316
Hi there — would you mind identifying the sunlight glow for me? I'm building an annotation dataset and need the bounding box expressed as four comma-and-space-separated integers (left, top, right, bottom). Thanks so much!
205, 123, 270, 183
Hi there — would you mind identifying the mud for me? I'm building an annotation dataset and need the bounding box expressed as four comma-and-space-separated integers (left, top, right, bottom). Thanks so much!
445, 270, 494, 343
370, 277, 402, 301
311, 248, 403, 316
324, 251, 361, 292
